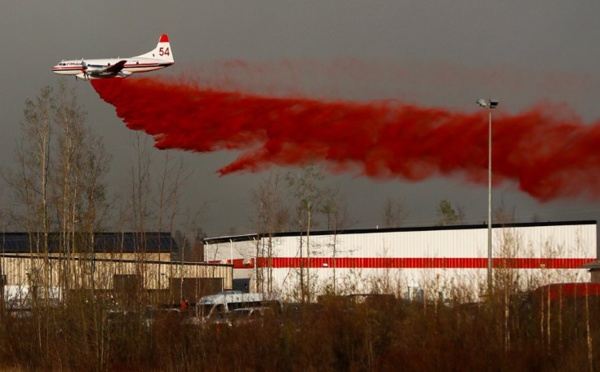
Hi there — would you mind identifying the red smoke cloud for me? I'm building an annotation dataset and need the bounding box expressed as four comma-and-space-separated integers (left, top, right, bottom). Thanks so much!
92, 78, 600, 202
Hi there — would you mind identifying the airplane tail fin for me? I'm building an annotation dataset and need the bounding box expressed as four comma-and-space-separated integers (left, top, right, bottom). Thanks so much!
135, 34, 174, 63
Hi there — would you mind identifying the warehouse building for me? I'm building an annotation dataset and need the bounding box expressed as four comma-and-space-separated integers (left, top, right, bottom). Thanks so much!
203, 220, 597, 301
0, 232, 232, 306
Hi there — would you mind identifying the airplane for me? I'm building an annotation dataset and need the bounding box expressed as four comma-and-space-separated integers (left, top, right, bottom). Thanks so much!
52, 34, 174, 81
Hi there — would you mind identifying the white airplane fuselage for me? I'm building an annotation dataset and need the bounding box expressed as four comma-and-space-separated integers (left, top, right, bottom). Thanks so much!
52, 34, 174, 81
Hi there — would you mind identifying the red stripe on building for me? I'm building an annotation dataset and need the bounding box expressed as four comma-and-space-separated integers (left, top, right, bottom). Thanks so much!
228, 257, 595, 269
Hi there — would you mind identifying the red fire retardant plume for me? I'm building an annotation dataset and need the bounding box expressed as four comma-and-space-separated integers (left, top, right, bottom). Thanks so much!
92, 78, 600, 202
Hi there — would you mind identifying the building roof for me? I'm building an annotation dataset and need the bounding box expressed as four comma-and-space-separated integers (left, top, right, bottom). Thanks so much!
0, 232, 177, 254
203, 220, 597, 245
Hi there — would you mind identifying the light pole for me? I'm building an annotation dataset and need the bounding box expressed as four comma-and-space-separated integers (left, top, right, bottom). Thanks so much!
477, 98, 498, 294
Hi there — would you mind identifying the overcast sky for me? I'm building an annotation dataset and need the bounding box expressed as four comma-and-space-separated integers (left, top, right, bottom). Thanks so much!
2, 1, 600, 236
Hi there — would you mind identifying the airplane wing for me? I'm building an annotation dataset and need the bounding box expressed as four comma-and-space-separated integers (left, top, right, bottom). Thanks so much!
104, 60, 127, 74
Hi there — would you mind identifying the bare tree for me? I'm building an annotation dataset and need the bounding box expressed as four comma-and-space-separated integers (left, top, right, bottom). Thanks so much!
250, 171, 289, 292
4, 86, 55, 312
23, 87, 53, 245
53, 82, 85, 275
3, 82, 111, 358
319, 183, 351, 294
51, 81, 110, 289
118, 132, 156, 306
120, 136, 204, 303
382, 196, 410, 228
286, 165, 325, 302
493, 197, 516, 225
154, 150, 194, 290
130, 133, 153, 233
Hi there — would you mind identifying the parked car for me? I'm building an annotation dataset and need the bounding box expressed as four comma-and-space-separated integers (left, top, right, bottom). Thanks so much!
221, 306, 276, 327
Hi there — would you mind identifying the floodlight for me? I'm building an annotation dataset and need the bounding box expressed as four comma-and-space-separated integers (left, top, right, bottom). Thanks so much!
477, 99, 499, 109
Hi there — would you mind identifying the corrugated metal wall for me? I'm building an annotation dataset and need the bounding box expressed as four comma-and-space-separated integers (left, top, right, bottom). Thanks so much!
268, 225, 595, 259
0, 254, 232, 290
208, 224, 596, 261
205, 223, 597, 299
205, 239, 257, 262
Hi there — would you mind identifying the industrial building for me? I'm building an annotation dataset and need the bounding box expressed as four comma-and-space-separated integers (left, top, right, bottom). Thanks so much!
0, 232, 233, 306
203, 220, 597, 300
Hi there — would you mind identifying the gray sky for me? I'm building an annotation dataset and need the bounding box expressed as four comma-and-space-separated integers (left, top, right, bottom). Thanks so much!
2, 1, 600, 236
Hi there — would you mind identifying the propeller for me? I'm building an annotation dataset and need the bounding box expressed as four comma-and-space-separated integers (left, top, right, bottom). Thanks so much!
79, 60, 90, 80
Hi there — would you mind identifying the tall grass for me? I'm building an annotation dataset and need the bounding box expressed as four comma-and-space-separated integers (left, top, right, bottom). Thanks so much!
1, 280, 600, 371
